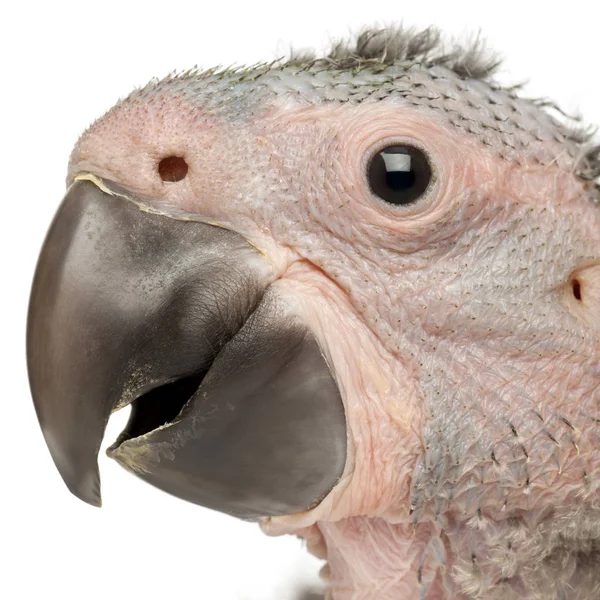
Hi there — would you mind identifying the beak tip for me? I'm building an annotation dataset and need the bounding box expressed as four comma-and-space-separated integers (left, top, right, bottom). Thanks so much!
62, 467, 102, 508
41, 427, 103, 508
73, 486, 102, 508
78, 493, 102, 508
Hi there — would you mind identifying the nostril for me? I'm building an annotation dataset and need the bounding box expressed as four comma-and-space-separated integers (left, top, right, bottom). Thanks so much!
572, 278, 582, 301
158, 156, 188, 182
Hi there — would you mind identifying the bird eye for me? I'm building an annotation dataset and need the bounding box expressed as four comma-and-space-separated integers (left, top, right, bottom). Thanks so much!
367, 145, 432, 206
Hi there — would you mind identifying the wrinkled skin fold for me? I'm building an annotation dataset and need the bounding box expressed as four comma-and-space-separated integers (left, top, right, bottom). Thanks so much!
27, 179, 347, 518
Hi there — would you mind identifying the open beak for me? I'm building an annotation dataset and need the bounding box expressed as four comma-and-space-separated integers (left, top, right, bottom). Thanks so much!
27, 178, 346, 519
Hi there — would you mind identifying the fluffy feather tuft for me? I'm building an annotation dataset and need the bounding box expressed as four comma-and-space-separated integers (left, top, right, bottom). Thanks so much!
287, 26, 502, 80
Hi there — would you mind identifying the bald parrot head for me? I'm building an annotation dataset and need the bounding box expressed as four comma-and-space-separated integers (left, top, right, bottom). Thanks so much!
27, 27, 600, 599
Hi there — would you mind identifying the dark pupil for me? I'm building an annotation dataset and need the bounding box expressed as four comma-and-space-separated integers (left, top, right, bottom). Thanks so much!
368, 145, 431, 205
386, 168, 416, 191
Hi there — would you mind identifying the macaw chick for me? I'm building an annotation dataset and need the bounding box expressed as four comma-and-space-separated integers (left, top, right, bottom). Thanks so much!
27, 27, 600, 600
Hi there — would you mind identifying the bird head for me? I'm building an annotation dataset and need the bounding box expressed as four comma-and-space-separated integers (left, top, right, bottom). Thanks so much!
27, 27, 600, 598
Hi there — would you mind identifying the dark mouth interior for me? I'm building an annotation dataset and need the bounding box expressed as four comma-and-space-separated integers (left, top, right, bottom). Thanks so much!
111, 374, 206, 448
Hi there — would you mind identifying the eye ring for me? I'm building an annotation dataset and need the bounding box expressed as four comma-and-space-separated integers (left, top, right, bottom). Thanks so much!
367, 144, 433, 206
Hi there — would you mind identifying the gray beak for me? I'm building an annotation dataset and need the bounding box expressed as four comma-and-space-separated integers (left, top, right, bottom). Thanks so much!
27, 178, 347, 519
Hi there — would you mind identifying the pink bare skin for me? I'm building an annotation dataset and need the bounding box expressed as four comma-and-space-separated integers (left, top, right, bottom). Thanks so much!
67, 29, 600, 599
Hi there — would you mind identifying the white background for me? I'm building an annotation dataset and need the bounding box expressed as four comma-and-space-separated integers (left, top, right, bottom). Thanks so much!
2, 1, 598, 599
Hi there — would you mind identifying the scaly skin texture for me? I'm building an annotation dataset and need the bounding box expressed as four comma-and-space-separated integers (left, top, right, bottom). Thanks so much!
68, 29, 600, 599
